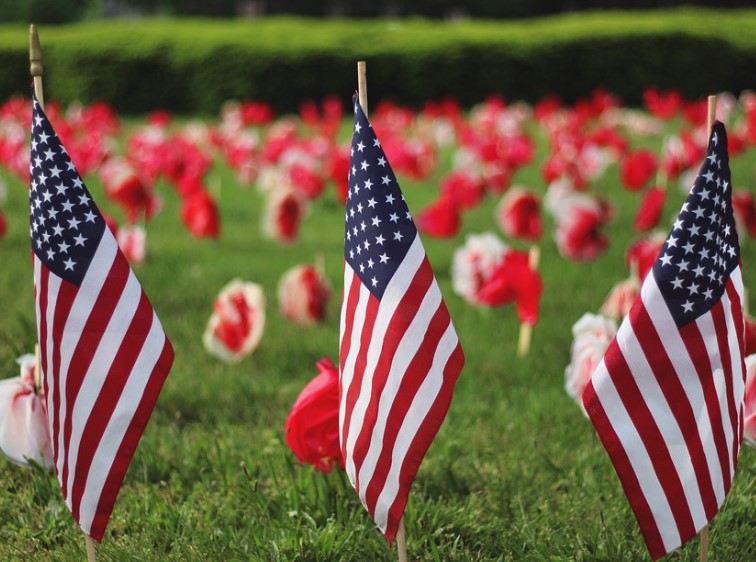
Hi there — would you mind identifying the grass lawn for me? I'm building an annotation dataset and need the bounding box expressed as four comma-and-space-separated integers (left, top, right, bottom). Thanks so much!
0, 106, 754, 561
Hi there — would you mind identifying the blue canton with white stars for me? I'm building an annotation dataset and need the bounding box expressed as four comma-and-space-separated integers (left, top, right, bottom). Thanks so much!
30, 96, 105, 286
345, 96, 416, 300
653, 121, 739, 327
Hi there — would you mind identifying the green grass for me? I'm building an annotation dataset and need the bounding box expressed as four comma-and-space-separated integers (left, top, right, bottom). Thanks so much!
0, 108, 755, 561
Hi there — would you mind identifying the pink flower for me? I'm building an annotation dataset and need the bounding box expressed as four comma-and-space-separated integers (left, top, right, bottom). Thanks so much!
284, 357, 343, 472
277, 264, 332, 325
117, 224, 146, 265
417, 195, 461, 238
599, 277, 640, 321
744, 355, 756, 448
633, 186, 667, 232
451, 232, 509, 305
619, 149, 657, 192
0, 354, 53, 468
564, 313, 618, 414
496, 188, 542, 241
203, 280, 266, 363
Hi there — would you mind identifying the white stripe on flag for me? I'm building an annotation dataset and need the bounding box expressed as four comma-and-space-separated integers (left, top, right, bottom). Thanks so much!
343, 237, 425, 485
590, 358, 681, 552
642, 277, 726, 508
373, 322, 459, 531
54, 237, 118, 479
65, 262, 143, 499
355, 252, 440, 495
78, 312, 166, 532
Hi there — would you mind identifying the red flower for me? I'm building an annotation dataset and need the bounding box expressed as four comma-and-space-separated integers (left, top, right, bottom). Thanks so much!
203, 280, 266, 363
117, 224, 146, 265
496, 188, 542, 241
100, 158, 160, 223
277, 264, 332, 325
285, 357, 344, 472
642, 87, 683, 120
263, 189, 306, 244
440, 170, 484, 210
633, 186, 667, 232
732, 191, 756, 237
181, 190, 220, 239
746, 316, 756, 356
417, 195, 461, 238
744, 355, 756, 447
619, 149, 657, 191
556, 207, 609, 261
626, 233, 665, 282
476, 249, 543, 325
0, 209, 6, 239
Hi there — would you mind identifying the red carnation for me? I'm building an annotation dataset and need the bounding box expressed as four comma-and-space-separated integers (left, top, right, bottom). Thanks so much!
496, 188, 542, 241
619, 149, 657, 192
417, 195, 461, 238
626, 233, 665, 282
633, 186, 667, 232
277, 264, 332, 325
477, 249, 542, 325
440, 170, 485, 210
732, 191, 756, 237
180, 190, 220, 239
285, 357, 344, 473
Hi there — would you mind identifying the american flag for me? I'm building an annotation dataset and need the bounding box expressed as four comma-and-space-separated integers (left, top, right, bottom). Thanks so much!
583, 121, 746, 560
29, 95, 174, 541
339, 97, 465, 542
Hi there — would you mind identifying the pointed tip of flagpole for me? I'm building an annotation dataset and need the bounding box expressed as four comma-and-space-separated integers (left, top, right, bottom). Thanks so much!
706, 94, 716, 133
357, 60, 368, 117
29, 23, 45, 109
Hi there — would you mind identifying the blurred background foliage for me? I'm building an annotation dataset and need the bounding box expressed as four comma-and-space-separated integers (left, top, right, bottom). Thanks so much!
1, 0, 755, 23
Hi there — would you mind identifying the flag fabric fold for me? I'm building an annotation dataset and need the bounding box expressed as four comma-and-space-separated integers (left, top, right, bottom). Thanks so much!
29, 95, 174, 541
339, 96, 464, 543
583, 121, 746, 560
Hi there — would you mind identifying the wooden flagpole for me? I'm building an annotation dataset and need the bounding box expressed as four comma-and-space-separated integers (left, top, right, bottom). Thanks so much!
517, 246, 540, 357
30, 23, 98, 562
356, 58, 408, 562
29, 24, 44, 109
697, 93, 717, 562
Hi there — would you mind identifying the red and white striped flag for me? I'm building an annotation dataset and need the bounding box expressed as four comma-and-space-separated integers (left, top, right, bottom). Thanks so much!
29, 95, 174, 541
339, 96, 465, 542
583, 121, 746, 560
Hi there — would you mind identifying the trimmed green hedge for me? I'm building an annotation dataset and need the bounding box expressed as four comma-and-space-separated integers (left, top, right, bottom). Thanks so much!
1, 8, 756, 115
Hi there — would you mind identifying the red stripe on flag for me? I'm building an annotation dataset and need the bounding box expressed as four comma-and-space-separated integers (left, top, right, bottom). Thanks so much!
709, 297, 739, 470
633, 306, 719, 521
602, 337, 696, 541
69, 291, 154, 522
384, 340, 464, 543
362, 300, 452, 522
349, 261, 434, 492
88, 336, 174, 541
60, 253, 130, 498
340, 287, 380, 485
583, 378, 667, 560
675, 315, 732, 493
